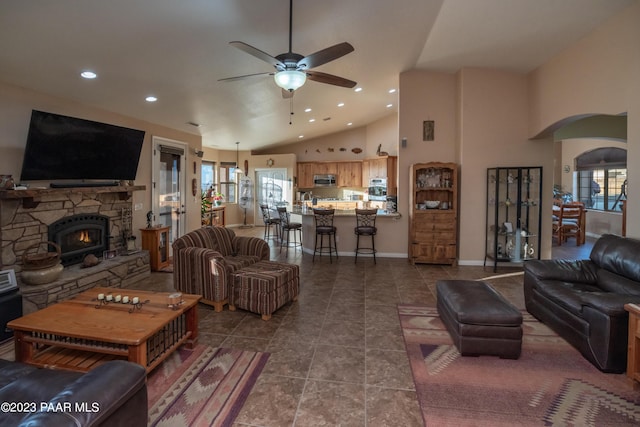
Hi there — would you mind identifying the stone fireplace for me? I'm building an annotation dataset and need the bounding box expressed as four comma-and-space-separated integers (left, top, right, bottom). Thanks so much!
0, 186, 150, 313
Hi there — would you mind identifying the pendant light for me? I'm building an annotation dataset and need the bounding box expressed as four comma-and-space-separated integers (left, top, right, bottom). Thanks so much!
235, 141, 243, 175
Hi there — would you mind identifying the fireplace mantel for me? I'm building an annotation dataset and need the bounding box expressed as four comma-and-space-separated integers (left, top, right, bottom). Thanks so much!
0, 185, 146, 209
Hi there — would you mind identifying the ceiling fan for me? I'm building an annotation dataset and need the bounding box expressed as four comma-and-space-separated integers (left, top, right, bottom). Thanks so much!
219, 0, 356, 98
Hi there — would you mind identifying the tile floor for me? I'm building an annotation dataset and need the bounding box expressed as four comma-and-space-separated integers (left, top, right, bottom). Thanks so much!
128, 226, 584, 427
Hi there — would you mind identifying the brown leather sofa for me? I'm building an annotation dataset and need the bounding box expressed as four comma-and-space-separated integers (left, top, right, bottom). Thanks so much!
524, 234, 640, 373
0, 359, 147, 426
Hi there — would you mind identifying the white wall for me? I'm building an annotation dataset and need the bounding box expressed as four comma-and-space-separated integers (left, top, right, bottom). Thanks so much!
528, 1, 640, 238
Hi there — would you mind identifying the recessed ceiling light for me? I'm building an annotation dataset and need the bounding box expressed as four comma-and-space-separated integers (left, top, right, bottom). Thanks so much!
388, 88, 397, 94
304, 108, 312, 113
354, 87, 363, 92
80, 71, 97, 79
337, 102, 345, 107
309, 118, 315, 123
145, 96, 158, 102
298, 135, 304, 139
386, 103, 393, 108
347, 122, 353, 126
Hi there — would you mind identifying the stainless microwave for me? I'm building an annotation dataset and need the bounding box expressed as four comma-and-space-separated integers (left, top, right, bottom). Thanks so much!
313, 174, 337, 187
368, 178, 387, 201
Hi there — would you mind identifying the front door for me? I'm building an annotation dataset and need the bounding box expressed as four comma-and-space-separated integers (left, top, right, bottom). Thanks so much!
256, 168, 288, 216
152, 137, 187, 257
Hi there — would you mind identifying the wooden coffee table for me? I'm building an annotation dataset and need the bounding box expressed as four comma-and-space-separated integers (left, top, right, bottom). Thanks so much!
8, 287, 201, 373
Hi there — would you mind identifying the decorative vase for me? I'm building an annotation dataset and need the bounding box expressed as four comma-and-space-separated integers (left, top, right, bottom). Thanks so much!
0, 175, 15, 190
21, 262, 64, 285
215, 200, 222, 206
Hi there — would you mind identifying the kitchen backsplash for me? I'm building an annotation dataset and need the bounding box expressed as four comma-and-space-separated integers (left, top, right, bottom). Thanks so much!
298, 187, 367, 200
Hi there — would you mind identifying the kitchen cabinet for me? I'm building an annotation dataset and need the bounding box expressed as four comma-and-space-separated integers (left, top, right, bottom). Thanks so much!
313, 162, 338, 175
297, 163, 315, 188
337, 162, 362, 187
409, 162, 458, 265
298, 161, 361, 188
140, 226, 170, 271
363, 156, 397, 194
484, 166, 542, 272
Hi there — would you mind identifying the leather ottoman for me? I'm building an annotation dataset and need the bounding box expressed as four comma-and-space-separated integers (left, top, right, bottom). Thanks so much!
230, 260, 299, 320
436, 279, 523, 359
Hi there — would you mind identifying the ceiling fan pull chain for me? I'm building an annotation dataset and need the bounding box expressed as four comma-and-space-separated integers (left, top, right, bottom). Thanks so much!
289, 97, 294, 125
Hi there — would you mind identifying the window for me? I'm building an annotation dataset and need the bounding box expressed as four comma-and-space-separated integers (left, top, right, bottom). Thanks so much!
575, 147, 627, 211
577, 169, 627, 211
201, 161, 216, 195
219, 162, 238, 203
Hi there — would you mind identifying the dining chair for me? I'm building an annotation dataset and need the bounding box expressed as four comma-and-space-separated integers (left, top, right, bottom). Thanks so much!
559, 203, 584, 246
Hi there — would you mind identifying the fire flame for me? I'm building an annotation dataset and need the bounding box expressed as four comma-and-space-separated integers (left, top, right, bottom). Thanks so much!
78, 231, 91, 243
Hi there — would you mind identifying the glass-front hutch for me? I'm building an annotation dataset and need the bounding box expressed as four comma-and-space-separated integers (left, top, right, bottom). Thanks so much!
485, 167, 542, 272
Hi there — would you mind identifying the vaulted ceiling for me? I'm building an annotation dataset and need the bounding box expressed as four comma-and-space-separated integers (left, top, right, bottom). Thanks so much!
0, 0, 633, 151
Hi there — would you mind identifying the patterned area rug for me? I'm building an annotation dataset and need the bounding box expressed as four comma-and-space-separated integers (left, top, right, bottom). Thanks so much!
398, 304, 640, 426
147, 345, 269, 427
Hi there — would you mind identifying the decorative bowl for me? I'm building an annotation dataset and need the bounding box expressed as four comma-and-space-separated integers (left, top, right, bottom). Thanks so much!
425, 200, 440, 209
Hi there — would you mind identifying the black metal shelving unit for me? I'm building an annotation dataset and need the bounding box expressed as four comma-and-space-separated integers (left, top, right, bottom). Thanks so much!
485, 166, 542, 272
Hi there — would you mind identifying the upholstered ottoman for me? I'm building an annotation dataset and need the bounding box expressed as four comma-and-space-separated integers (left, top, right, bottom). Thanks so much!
229, 260, 300, 320
436, 280, 523, 359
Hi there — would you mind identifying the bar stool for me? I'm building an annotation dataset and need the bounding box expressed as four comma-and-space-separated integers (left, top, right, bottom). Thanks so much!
276, 206, 302, 255
354, 208, 377, 264
312, 208, 338, 263
259, 204, 280, 241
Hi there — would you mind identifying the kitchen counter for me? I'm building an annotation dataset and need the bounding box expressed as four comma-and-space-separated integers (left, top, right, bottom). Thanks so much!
293, 208, 403, 258
292, 206, 400, 218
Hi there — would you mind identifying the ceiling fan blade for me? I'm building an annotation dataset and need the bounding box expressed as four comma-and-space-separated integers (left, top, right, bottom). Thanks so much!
306, 71, 357, 88
218, 71, 272, 82
229, 41, 285, 68
297, 42, 355, 69
281, 89, 294, 99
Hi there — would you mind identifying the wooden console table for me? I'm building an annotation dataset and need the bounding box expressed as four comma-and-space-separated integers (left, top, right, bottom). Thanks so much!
202, 205, 226, 227
625, 303, 640, 387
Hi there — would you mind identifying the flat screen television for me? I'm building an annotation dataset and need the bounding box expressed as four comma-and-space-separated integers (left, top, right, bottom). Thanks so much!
20, 110, 146, 183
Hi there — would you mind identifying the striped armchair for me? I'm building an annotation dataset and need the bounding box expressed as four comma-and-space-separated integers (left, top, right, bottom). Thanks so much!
172, 226, 269, 312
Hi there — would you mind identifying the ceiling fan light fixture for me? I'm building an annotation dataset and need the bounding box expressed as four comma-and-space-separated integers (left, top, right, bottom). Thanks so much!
274, 70, 306, 91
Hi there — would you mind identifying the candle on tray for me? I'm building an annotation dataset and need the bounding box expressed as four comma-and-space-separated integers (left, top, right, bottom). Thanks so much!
114, 295, 121, 303
106, 294, 113, 302
97, 293, 105, 301
122, 296, 129, 304
132, 297, 139, 305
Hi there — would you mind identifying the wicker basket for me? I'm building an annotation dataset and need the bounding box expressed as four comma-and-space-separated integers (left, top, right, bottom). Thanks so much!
22, 241, 61, 271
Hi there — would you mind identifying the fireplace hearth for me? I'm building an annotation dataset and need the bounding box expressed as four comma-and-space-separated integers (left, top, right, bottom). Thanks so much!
49, 214, 109, 266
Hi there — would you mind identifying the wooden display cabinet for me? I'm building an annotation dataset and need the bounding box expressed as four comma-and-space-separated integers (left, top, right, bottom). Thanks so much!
409, 162, 458, 265
140, 226, 171, 271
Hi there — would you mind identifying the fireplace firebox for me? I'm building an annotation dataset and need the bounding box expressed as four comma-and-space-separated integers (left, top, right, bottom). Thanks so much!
48, 214, 109, 266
